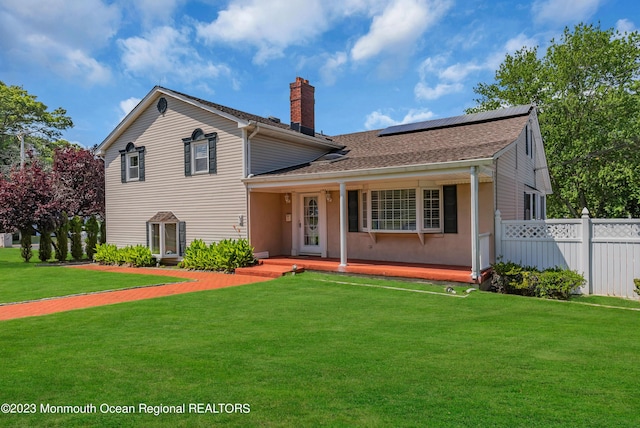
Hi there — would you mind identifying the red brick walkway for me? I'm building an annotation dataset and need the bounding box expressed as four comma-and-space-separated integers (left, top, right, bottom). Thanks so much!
0, 265, 271, 321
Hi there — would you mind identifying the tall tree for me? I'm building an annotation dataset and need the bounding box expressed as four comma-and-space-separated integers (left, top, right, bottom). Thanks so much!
53, 146, 105, 218
0, 160, 61, 261
0, 81, 73, 172
468, 23, 640, 218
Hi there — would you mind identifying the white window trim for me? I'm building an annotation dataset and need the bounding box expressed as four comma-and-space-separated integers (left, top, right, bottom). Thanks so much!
192, 141, 209, 174
360, 187, 443, 234
126, 152, 139, 182
149, 222, 179, 258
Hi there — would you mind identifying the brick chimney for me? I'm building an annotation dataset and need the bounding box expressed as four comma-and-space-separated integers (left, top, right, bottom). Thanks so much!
290, 77, 315, 136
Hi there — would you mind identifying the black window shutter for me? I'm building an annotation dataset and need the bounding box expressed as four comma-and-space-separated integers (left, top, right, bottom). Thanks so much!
146, 222, 150, 248
138, 149, 145, 181
184, 142, 191, 176
443, 185, 457, 234
179, 221, 186, 256
348, 190, 359, 232
120, 153, 126, 183
208, 134, 217, 174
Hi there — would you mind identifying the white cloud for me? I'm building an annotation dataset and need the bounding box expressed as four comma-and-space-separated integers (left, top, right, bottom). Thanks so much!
532, 0, 602, 26
320, 52, 348, 85
0, 0, 119, 84
616, 19, 636, 33
119, 97, 141, 120
196, 0, 331, 64
414, 82, 463, 101
504, 33, 538, 54
132, 0, 185, 27
118, 26, 231, 83
351, 0, 452, 62
365, 108, 434, 129
414, 33, 539, 102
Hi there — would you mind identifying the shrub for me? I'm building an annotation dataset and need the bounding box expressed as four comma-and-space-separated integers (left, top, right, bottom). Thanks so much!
122, 245, 154, 267
38, 229, 53, 262
94, 243, 154, 268
99, 220, 106, 245
491, 261, 585, 300
20, 228, 32, 263
70, 215, 84, 261
180, 238, 256, 272
55, 214, 69, 262
94, 243, 119, 265
634, 279, 640, 296
85, 215, 99, 260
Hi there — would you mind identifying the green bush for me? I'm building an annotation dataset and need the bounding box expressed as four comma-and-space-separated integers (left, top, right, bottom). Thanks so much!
55, 214, 69, 262
491, 261, 585, 300
634, 279, 640, 296
70, 215, 84, 261
20, 228, 32, 263
94, 243, 153, 268
85, 215, 99, 260
38, 230, 53, 262
94, 243, 119, 265
180, 238, 256, 272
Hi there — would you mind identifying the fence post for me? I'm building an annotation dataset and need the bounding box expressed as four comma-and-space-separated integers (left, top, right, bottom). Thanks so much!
494, 210, 502, 261
581, 207, 591, 295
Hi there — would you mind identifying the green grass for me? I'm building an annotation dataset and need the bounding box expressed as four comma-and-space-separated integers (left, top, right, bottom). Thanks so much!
1, 270, 639, 427
0, 248, 184, 303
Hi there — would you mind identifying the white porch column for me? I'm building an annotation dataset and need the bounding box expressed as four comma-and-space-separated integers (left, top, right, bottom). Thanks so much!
470, 166, 480, 280
339, 181, 348, 267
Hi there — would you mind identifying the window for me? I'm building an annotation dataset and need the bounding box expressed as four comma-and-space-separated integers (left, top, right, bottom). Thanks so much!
524, 192, 545, 220
148, 222, 182, 257
183, 129, 217, 176
119, 142, 145, 183
423, 189, 441, 230
193, 141, 209, 174
147, 212, 186, 258
525, 125, 534, 159
359, 186, 454, 233
127, 153, 139, 181
371, 189, 416, 231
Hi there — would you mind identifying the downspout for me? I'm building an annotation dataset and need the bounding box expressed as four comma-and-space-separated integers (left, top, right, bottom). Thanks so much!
244, 125, 259, 244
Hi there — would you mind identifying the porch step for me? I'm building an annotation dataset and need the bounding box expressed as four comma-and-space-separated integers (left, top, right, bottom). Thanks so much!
259, 257, 488, 284
235, 263, 305, 278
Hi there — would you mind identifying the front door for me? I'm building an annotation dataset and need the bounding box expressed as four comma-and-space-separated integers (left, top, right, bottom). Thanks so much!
300, 194, 321, 254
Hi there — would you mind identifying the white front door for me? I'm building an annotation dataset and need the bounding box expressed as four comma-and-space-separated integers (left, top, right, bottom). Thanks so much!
300, 194, 321, 254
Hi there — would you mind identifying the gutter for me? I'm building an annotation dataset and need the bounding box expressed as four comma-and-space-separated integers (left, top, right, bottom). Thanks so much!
243, 157, 495, 187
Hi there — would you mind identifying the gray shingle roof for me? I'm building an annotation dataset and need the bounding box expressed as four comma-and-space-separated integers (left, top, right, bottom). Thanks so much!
165, 87, 293, 131
259, 108, 531, 177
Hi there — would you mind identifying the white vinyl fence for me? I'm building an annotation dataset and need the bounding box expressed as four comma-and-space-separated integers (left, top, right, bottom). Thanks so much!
495, 208, 640, 300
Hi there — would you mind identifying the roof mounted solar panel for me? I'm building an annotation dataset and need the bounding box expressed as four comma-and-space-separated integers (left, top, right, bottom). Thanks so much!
378, 105, 532, 137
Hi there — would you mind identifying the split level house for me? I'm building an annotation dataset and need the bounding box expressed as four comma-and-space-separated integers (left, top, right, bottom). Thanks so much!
96, 77, 552, 281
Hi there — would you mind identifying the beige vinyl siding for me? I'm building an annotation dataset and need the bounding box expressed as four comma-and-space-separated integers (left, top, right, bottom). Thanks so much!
495, 125, 536, 220
250, 134, 329, 175
104, 95, 247, 249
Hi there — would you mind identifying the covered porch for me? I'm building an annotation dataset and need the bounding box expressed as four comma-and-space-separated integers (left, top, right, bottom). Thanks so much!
245, 161, 496, 282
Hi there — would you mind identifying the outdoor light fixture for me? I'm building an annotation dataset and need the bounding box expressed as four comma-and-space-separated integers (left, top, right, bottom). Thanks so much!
284, 193, 291, 204
325, 191, 332, 203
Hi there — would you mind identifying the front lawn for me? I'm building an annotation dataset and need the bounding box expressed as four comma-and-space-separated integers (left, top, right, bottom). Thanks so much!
0, 248, 184, 303
1, 271, 639, 427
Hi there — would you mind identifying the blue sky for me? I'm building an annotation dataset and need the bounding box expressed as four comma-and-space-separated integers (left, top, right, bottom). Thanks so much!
0, 0, 637, 147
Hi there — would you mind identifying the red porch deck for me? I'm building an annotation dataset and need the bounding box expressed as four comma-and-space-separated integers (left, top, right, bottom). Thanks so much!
239, 256, 491, 284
